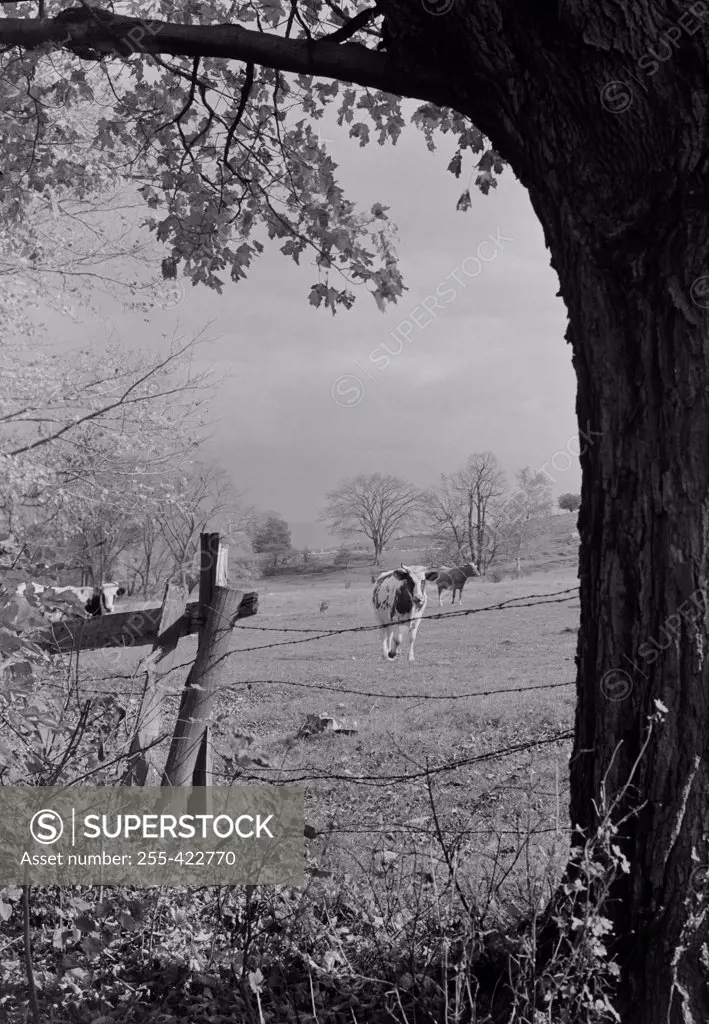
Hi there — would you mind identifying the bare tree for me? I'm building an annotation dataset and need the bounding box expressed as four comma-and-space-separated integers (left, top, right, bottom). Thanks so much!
132, 513, 178, 598
421, 475, 469, 565
70, 511, 141, 585
156, 464, 252, 586
494, 466, 554, 576
452, 452, 507, 571
423, 452, 507, 571
319, 473, 421, 565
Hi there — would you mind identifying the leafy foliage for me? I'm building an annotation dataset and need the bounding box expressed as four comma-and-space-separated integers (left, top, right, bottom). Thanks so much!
252, 511, 292, 571
0, 1, 505, 314
0, 329, 216, 560
558, 492, 581, 513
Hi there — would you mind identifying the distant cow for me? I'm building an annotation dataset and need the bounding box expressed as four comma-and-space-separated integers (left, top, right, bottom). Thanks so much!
319, 600, 329, 613
16, 581, 125, 619
435, 561, 480, 606
372, 564, 439, 663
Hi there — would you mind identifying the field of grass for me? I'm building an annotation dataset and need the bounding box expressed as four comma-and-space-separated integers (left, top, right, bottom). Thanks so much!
86, 559, 581, 917
2, 555, 589, 1022
234, 568, 577, 885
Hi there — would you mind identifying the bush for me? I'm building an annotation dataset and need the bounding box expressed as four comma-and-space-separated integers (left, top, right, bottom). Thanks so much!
558, 492, 581, 513
333, 546, 352, 569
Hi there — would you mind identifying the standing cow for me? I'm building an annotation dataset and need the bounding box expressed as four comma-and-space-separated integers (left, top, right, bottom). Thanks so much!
435, 561, 480, 606
372, 564, 439, 663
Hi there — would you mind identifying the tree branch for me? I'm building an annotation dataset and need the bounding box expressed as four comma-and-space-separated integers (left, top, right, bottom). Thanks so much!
0, 8, 459, 109
7, 336, 210, 458
320, 7, 377, 44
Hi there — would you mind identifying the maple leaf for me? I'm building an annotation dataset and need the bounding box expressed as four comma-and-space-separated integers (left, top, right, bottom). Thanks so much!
447, 152, 463, 178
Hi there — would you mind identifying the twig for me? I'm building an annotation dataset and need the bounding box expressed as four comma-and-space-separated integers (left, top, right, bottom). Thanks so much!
22, 884, 40, 1024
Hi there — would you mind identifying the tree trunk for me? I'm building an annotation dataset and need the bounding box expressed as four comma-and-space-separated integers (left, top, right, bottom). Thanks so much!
466, 502, 475, 563
142, 551, 152, 600
542, 225, 709, 1021
13, 0, 709, 1013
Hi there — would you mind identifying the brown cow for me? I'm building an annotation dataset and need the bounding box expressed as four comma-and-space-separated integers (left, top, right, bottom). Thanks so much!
435, 561, 480, 606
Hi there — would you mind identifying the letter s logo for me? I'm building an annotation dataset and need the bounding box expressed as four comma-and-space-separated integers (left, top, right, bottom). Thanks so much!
30, 809, 64, 845
331, 375, 365, 408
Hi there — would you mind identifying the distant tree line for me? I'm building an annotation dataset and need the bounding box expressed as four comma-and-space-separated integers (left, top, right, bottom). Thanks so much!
317, 452, 579, 574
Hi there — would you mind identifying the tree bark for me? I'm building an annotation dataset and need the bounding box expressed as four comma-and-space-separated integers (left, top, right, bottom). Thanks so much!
541, 233, 709, 1022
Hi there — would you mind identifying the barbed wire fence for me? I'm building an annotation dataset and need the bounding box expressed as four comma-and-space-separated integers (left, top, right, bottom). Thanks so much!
256, 584, 571, 849
203, 582, 578, 847
20, 582, 580, 847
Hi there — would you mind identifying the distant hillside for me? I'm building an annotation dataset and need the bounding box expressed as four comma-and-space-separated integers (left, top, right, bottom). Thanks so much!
268, 512, 579, 583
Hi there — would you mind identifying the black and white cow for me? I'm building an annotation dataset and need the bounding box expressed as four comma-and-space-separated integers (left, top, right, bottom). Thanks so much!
435, 561, 480, 606
16, 581, 125, 619
372, 563, 439, 663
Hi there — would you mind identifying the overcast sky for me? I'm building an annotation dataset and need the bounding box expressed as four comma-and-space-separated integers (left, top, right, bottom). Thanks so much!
45, 102, 578, 526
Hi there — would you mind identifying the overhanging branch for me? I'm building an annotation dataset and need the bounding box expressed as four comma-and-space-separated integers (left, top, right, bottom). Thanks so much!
0, 7, 459, 109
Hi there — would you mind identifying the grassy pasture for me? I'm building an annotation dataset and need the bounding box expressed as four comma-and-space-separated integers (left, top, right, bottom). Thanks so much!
83, 560, 581, 919
0, 559, 589, 1022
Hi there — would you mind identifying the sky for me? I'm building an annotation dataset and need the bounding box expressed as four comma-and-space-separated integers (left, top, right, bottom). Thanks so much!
44, 101, 578, 534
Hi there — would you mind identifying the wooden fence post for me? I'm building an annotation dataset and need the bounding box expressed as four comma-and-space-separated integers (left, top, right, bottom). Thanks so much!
122, 581, 188, 786
14, 529, 256, 787
185, 532, 221, 790
198, 532, 220, 651
216, 546, 228, 587
161, 585, 247, 787
192, 725, 213, 787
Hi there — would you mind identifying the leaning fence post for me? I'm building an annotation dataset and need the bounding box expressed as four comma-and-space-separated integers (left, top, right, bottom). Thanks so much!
190, 534, 224, 788
122, 580, 188, 786
555, 754, 560, 836
161, 585, 249, 787
162, 531, 257, 787
193, 725, 213, 787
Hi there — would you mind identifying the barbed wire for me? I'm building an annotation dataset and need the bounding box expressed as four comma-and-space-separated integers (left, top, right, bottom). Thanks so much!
235, 586, 580, 634
26, 585, 580, 699
227, 588, 580, 654
15, 586, 579, 674
32, 676, 576, 712
310, 823, 571, 838
221, 679, 574, 701
233, 730, 573, 787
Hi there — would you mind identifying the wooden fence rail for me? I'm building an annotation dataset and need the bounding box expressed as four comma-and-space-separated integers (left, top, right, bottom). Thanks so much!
31, 591, 257, 653
19, 532, 258, 788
